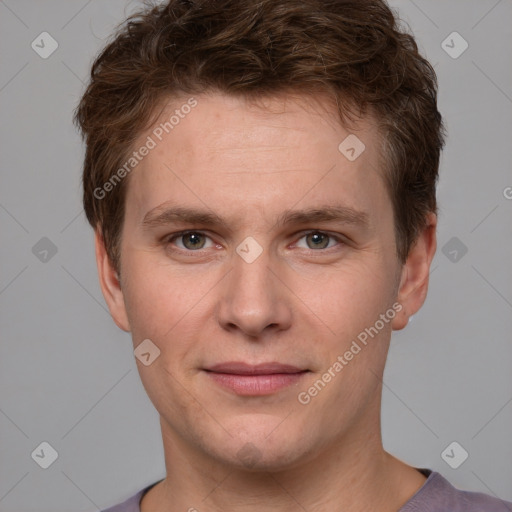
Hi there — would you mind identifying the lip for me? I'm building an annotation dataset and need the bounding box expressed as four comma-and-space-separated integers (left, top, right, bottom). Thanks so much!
204, 362, 309, 396
206, 362, 306, 375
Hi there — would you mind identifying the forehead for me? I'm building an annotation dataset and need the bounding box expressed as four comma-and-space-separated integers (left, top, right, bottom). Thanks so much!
124, 91, 389, 229
147, 90, 373, 163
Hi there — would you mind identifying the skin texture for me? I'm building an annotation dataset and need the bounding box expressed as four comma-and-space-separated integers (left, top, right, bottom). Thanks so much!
95, 91, 436, 512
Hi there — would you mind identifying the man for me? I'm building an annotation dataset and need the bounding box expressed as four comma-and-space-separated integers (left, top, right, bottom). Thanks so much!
75, 0, 511, 510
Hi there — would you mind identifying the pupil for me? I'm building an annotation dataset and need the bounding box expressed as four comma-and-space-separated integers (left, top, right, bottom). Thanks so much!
185, 233, 204, 249
309, 232, 328, 249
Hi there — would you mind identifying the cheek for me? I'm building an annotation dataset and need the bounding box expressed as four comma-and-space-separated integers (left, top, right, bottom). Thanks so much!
121, 255, 184, 339
295, 265, 394, 427
121, 252, 219, 362
293, 259, 395, 343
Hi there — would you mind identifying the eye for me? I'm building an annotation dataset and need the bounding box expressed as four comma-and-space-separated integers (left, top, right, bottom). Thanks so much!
168, 231, 214, 251
295, 231, 342, 250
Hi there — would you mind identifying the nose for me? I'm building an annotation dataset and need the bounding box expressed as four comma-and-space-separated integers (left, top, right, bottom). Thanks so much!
216, 245, 293, 338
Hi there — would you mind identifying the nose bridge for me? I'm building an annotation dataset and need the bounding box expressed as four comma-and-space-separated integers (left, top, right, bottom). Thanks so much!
233, 241, 273, 298
216, 238, 292, 336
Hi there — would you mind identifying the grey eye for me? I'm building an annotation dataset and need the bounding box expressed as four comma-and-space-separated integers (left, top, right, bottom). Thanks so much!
179, 232, 207, 250
305, 232, 330, 249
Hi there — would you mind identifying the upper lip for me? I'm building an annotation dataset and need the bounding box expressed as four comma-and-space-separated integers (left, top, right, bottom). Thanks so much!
205, 362, 307, 375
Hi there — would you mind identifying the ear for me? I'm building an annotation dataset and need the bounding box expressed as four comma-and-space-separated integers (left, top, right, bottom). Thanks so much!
392, 212, 437, 331
95, 228, 131, 332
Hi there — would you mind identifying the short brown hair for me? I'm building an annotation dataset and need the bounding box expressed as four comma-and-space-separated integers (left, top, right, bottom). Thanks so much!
74, 0, 445, 274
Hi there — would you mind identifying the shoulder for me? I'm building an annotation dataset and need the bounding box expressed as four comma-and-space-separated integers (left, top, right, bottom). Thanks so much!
401, 470, 512, 512
100, 481, 160, 512
100, 490, 144, 512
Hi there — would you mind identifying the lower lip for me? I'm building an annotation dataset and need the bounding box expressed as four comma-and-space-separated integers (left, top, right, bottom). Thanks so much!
206, 372, 307, 395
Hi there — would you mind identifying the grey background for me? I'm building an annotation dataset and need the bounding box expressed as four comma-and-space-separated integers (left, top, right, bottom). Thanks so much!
1, 0, 511, 510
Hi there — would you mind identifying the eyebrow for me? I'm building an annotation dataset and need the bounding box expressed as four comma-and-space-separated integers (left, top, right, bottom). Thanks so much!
141, 204, 370, 232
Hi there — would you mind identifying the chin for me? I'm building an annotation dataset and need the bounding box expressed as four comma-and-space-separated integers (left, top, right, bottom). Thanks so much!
208, 421, 313, 472
226, 442, 305, 472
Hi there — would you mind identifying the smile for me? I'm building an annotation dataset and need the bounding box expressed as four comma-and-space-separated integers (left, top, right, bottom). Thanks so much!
203, 362, 310, 396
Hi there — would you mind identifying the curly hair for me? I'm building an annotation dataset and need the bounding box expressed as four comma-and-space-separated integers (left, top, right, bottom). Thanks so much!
74, 0, 445, 274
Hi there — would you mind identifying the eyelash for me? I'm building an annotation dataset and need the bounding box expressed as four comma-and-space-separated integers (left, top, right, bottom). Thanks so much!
164, 230, 345, 254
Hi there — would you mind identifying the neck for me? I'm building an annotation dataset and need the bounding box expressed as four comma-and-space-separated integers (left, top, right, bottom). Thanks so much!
142, 405, 426, 512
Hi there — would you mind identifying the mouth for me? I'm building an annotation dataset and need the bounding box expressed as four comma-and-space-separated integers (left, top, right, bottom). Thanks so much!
203, 362, 310, 396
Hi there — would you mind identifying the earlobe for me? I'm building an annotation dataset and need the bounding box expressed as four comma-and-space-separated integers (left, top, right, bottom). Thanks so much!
94, 229, 131, 332
392, 213, 437, 331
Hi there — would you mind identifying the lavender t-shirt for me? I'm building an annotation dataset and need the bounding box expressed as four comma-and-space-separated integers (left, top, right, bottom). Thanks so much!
101, 469, 512, 512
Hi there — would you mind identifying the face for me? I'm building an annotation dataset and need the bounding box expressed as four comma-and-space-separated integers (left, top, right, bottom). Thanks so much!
96, 91, 435, 471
